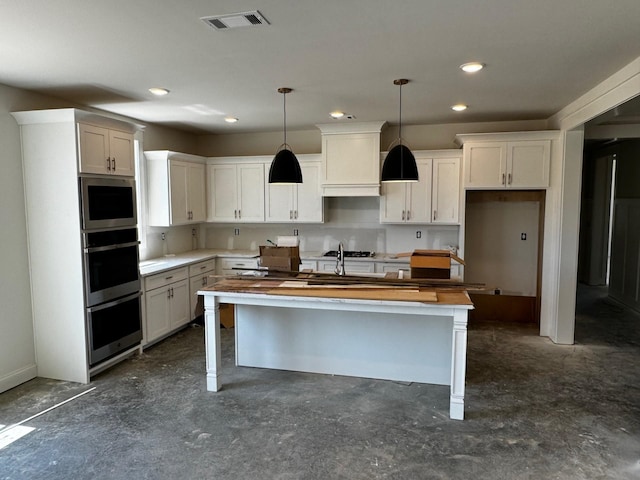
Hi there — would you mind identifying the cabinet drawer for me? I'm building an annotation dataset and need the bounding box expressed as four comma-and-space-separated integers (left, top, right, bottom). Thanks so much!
317, 260, 375, 274
218, 257, 259, 274
300, 260, 317, 271
375, 262, 410, 274
145, 267, 189, 291
189, 259, 216, 277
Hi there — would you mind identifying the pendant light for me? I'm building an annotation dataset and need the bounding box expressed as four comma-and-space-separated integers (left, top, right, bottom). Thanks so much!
381, 79, 419, 182
269, 87, 303, 184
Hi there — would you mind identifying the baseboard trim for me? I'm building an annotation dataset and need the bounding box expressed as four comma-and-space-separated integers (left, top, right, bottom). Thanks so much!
0, 364, 37, 394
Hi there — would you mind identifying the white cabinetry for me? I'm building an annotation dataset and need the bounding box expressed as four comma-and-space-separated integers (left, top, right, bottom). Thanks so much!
317, 122, 386, 196
189, 259, 216, 320
144, 267, 190, 346
146, 151, 206, 226
317, 260, 375, 274
265, 156, 324, 223
217, 257, 259, 276
12, 108, 140, 384
380, 152, 461, 224
380, 158, 433, 223
457, 133, 553, 189
207, 161, 265, 222
78, 123, 135, 176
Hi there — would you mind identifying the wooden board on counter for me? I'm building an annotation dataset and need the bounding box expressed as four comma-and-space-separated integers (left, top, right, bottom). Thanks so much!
266, 288, 438, 302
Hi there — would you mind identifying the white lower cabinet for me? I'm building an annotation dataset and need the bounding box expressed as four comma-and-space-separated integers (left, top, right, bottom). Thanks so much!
217, 257, 259, 276
144, 267, 190, 346
300, 260, 317, 271
188, 259, 216, 320
375, 262, 410, 275
317, 260, 375, 274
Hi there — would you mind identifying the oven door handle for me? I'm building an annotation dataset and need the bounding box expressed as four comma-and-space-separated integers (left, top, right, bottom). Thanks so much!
86, 291, 142, 313
84, 241, 140, 254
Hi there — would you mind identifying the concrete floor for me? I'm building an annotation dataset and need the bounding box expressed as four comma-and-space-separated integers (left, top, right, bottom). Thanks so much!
1, 285, 639, 479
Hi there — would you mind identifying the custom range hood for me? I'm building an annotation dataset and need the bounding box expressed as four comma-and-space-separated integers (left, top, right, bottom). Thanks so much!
317, 121, 387, 197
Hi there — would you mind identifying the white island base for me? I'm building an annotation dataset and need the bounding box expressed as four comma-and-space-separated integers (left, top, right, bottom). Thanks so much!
200, 286, 473, 420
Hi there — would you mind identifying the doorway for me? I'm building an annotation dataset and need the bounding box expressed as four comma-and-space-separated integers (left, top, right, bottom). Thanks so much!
464, 190, 546, 324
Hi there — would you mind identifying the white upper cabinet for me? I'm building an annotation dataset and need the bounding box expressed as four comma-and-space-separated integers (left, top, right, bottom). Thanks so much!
145, 151, 206, 227
317, 122, 386, 197
207, 161, 265, 223
457, 132, 556, 189
380, 159, 433, 223
432, 157, 461, 223
265, 156, 324, 223
380, 152, 460, 224
78, 123, 134, 176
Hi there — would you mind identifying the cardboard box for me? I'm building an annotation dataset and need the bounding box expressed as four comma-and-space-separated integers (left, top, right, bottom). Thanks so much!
259, 246, 301, 272
410, 250, 465, 279
219, 303, 234, 329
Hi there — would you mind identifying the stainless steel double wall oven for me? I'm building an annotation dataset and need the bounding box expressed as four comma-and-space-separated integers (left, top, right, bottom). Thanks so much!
80, 176, 142, 366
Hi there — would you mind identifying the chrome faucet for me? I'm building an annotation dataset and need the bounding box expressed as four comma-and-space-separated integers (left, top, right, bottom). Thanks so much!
335, 242, 345, 276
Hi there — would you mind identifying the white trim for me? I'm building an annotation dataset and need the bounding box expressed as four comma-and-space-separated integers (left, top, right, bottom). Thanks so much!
0, 364, 37, 394
549, 56, 640, 130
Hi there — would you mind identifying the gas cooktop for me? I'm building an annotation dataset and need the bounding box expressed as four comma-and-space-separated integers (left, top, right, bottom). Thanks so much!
323, 250, 375, 258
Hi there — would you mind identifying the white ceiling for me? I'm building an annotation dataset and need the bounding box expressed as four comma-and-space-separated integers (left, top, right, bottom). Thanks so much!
2, 1, 640, 134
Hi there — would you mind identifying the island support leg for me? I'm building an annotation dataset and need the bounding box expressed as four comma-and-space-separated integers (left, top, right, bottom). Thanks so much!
204, 295, 222, 392
449, 310, 468, 420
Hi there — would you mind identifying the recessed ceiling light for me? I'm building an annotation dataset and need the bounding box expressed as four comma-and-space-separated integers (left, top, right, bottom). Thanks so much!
224, 117, 239, 124
460, 62, 484, 73
452, 104, 468, 111
330, 111, 345, 119
149, 87, 170, 96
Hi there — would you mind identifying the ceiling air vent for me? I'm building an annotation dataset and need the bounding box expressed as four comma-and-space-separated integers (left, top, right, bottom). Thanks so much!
201, 10, 270, 30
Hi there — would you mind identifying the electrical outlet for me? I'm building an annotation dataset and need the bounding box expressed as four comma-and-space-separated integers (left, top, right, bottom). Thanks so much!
293, 229, 299, 236
161, 232, 165, 241
416, 231, 421, 239
234, 228, 240, 236
521, 232, 527, 240
192, 228, 197, 237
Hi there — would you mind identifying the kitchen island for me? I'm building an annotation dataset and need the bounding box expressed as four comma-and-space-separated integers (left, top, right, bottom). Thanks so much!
199, 278, 473, 420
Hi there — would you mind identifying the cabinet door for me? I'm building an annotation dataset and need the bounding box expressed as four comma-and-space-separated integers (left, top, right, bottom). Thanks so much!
145, 287, 171, 343
207, 164, 238, 222
265, 180, 295, 222
406, 159, 433, 223
188, 163, 207, 222
380, 183, 407, 223
169, 161, 189, 224
78, 123, 109, 174
507, 141, 550, 188
169, 279, 190, 329
109, 130, 135, 176
464, 142, 507, 188
432, 157, 460, 224
237, 164, 265, 222
295, 162, 323, 222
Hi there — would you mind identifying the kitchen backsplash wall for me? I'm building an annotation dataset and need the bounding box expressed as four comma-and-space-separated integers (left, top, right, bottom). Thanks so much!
141, 197, 460, 259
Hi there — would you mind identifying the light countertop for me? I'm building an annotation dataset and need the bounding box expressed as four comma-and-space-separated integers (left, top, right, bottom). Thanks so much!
139, 249, 410, 276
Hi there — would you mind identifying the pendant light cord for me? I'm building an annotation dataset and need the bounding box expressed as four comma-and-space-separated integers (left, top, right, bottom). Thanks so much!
398, 82, 402, 145
283, 91, 287, 147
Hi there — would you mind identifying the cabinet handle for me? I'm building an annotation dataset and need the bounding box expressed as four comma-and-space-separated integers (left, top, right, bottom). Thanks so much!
290, 210, 293, 220
295, 210, 298, 219
171, 287, 174, 298
508, 173, 512, 185
502, 173, 506, 185
433, 210, 437, 221
238, 209, 241, 218
165, 275, 173, 280
234, 210, 237, 219
112, 158, 116, 171
200, 265, 206, 270
407, 210, 410, 221
167, 288, 171, 299
402, 210, 405, 221
202, 277, 207, 286
106, 157, 111, 171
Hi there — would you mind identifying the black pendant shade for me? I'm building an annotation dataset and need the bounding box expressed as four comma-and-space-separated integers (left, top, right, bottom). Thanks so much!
381, 144, 419, 182
381, 78, 419, 183
269, 87, 303, 184
269, 148, 303, 183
